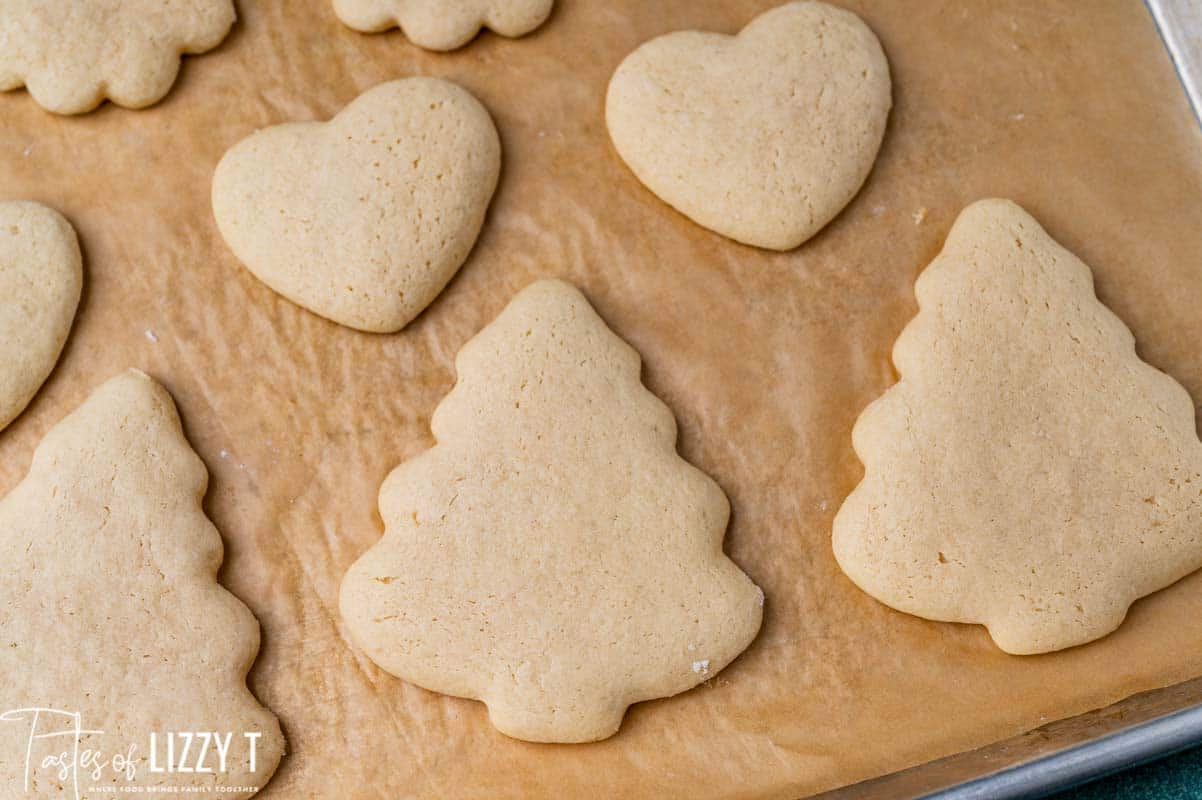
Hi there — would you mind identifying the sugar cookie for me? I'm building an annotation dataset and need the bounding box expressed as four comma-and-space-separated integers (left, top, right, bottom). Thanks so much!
212, 78, 501, 333
833, 199, 1202, 655
0, 370, 283, 796
0, 201, 81, 432
605, 1, 891, 250
0, 1, 235, 114
340, 279, 763, 742
333, 0, 553, 52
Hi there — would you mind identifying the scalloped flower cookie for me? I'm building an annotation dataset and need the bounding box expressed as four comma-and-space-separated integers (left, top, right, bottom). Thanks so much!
0, 370, 284, 797
0, 1, 235, 114
833, 199, 1202, 655
212, 78, 501, 333
606, 1, 891, 250
333, 0, 553, 51
340, 280, 763, 742
0, 201, 82, 432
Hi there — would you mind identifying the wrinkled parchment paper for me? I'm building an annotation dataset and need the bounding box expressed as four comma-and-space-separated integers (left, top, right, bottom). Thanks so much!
2, 1, 1201, 797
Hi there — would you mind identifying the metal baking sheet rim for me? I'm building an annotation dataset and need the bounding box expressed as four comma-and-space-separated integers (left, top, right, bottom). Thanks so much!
924, 704, 1202, 799
911, 3, 1202, 798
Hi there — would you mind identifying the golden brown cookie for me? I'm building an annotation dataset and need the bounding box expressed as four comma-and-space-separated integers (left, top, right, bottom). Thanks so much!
0, 1, 235, 114
0, 370, 284, 797
833, 199, 1202, 655
212, 78, 501, 333
340, 279, 763, 742
0, 201, 82, 432
605, 1, 891, 250
333, 0, 553, 51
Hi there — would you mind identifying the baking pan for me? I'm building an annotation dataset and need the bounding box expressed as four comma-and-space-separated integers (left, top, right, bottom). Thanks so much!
928, 703, 1202, 799
1, 1, 1199, 797
1149, 0, 1202, 123
819, 677, 1202, 799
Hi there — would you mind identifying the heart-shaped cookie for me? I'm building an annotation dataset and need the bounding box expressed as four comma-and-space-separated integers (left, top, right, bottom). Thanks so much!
605, 1, 891, 250
0, 201, 82, 431
212, 78, 501, 333
333, 0, 554, 52
0, 0, 235, 115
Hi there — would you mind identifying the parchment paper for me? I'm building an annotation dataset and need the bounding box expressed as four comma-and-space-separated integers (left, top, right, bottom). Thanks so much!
2, 1, 1201, 797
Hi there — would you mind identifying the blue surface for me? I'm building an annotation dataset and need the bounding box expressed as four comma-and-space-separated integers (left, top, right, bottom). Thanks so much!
1051, 744, 1202, 799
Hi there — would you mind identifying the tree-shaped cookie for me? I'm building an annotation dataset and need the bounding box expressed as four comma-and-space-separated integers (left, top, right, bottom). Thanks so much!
340, 280, 763, 742
833, 199, 1202, 655
0, 371, 283, 797
0, 1, 235, 114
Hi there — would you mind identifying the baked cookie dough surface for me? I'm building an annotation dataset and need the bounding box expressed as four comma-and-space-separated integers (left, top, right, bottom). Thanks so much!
0, 370, 283, 798
212, 77, 501, 333
605, 0, 891, 250
0, 1, 235, 114
333, 0, 553, 51
833, 199, 1202, 655
340, 279, 763, 743
0, 201, 81, 433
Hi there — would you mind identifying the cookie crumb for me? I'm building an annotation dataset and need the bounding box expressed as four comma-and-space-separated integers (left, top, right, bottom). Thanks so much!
144, 329, 159, 343
913, 207, 928, 225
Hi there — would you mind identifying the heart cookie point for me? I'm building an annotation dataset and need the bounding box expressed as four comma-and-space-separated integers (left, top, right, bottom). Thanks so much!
211, 77, 501, 333
0, 201, 82, 431
605, 1, 891, 250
